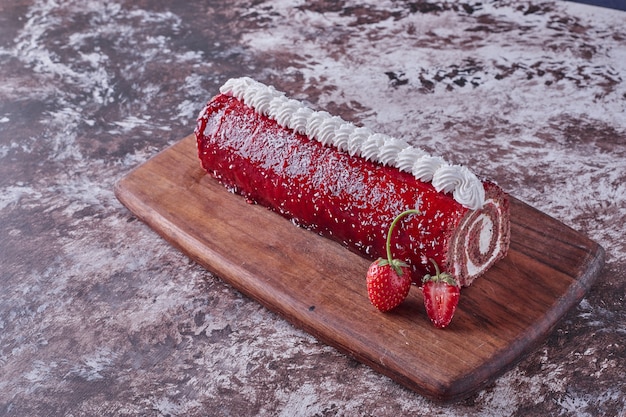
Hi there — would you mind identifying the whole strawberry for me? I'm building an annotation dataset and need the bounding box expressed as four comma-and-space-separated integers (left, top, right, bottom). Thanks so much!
422, 258, 460, 328
366, 258, 411, 312
366, 209, 420, 312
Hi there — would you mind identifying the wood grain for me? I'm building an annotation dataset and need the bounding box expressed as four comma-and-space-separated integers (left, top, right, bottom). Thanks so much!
114, 134, 605, 402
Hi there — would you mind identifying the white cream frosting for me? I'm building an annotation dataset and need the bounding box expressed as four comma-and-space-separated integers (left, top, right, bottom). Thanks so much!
347, 127, 372, 157
378, 137, 410, 166
334, 123, 355, 152
219, 77, 486, 210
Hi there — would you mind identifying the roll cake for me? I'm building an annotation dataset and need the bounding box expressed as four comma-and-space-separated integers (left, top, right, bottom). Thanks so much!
195, 77, 510, 286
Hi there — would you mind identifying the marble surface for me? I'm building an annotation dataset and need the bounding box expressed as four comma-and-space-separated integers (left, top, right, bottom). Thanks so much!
1, 1, 625, 416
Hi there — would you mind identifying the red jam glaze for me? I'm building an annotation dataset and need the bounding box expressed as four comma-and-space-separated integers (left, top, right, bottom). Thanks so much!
196, 94, 475, 284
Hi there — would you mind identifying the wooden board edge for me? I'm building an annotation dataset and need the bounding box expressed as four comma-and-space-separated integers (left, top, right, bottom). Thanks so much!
442, 243, 605, 402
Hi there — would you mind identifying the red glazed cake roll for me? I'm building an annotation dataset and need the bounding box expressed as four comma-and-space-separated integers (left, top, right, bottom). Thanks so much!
195, 77, 510, 286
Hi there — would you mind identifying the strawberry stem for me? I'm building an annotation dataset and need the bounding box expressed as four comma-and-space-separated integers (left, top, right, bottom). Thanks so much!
426, 257, 458, 287
429, 258, 441, 276
385, 209, 420, 275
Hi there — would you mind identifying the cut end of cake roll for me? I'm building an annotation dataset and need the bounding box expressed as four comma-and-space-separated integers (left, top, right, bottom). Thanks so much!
446, 182, 510, 287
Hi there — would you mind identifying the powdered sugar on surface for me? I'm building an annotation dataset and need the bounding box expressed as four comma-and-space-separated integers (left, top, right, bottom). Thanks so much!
0, 1, 624, 416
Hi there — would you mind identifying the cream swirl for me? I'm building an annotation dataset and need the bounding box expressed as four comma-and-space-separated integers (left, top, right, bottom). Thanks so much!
242, 84, 279, 115
348, 127, 373, 157
219, 77, 255, 98
316, 115, 345, 147
291, 106, 314, 134
361, 133, 388, 162
432, 165, 485, 209
378, 137, 411, 166
334, 123, 356, 152
218, 77, 487, 209
271, 97, 301, 127
305, 111, 332, 141
412, 156, 445, 182
396, 146, 428, 172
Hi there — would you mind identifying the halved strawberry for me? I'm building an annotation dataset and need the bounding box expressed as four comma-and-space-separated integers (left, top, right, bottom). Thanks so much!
366, 209, 419, 312
422, 258, 460, 328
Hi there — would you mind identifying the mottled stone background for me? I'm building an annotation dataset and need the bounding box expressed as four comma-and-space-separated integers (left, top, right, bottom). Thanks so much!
0, 1, 625, 416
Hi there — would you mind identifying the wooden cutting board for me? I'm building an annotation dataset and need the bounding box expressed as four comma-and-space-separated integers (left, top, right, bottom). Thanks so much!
115, 134, 604, 402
